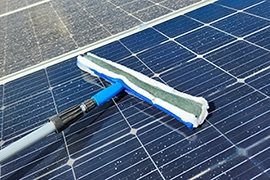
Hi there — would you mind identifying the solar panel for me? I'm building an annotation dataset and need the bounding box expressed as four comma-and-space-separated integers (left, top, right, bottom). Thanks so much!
1, 0, 270, 179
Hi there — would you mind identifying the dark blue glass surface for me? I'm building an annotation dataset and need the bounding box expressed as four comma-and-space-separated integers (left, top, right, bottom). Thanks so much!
246, 1, 270, 19
137, 41, 196, 73
52, 76, 103, 112
205, 41, 270, 78
90, 41, 131, 61
245, 27, 270, 51
117, 94, 172, 129
39, 165, 73, 180
47, 57, 83, 86
212, 13, 270, 37
0, 85, 2, 107
117, 56, 154, 77
200, 156, 268, 179
4, 70, 49, 106
139, 123, 235, 179
3, 91, 56, 140
186, 4, 235, 23
0, 110, 2, 141
175, 26, 236, 54
217, 0, 264, 9
65, 105, 130, 159
73, 135, 156, 179
246, 68, 270, 96
120, 28, 167, 53
154, 16, 203, 38
160, 58, 236, 96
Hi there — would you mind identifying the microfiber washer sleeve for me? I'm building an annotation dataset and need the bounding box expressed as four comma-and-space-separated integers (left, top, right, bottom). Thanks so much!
77, 53, 209, 129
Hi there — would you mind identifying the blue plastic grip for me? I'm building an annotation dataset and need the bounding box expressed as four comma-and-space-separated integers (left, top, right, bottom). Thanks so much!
92, 82, 124, 106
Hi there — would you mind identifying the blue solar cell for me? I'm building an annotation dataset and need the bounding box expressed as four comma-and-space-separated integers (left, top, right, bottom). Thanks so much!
120, 28, 167, 53
116, 94, 171, 129
73, 135, 157, 179
227, 158, 268, 179
205, 82, 270, 147
248, 136, 270, 156
137, 41, 196, 73
0, 85, 2, 107
159, 58, 236, 97
212, 13, 270, 37
245, 27, 270, 51
251, 172, 270, 180
207, 83, 254, 119
246, 1, 270, 19
205, 41, 270, 78
52, 76, 103, 112
66, 105, 130, 159
90, 41, 131, 61
141, 171, 164, 180
4, 70, 49, 106
139, 124, 235, 179
216, 0, 263, 9
175, 26, 236, 54
0, 110, 2, 141
186, 4, 235, 23
246, 68, 270, 96
117, 56, 154, 77
38, 166, 73, 180
201, 156, 268, 179
248, 138, 270, 175
222, 99, 270, 148
47, 57, 83, 86
3, 91, 56, 140
154, 16, 203, 38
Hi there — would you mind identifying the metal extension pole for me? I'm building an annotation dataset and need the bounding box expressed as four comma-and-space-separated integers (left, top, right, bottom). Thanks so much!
0, 122, 56, 164
0, 82, 124, 164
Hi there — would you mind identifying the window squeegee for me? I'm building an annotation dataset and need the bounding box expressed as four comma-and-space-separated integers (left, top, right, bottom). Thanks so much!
0, 53, 208, 164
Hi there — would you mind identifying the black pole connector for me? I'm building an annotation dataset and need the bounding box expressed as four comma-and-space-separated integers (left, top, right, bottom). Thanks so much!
49, 105, 84, 133
49, 99, 97, 133
81, 98, 97, 113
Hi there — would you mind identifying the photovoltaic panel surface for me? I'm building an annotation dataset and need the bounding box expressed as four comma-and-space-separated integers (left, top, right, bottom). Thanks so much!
1, 0, 270, 179
0, 0, 207, 77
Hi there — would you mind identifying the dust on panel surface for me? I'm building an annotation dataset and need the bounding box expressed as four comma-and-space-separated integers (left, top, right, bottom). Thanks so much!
1, 0, 270, 179
0, 0, 205, 78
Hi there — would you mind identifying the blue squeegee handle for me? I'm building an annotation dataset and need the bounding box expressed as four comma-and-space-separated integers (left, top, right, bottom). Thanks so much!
0, 82, 124, 164
50, 81, 124, 133
92, 81, 124, 106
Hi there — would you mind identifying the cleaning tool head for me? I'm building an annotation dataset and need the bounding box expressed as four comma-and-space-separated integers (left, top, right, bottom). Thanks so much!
77, 53, 209, 129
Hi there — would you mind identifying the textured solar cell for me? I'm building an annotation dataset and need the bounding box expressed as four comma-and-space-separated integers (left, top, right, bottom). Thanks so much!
245, 27, 270, 51
1, 0, 270, 179
216, 0, 263, 9
245, 1, 270, 19
90, 41, 132, 61
205, 41, 270, 78
3, 70, 49, 105
246, 68, 270, 96
0, 85, 3, 107
211, 13, 270, 37
120, 28, 168, 53
186, 3, 235, 23
175, 26, 236, 54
